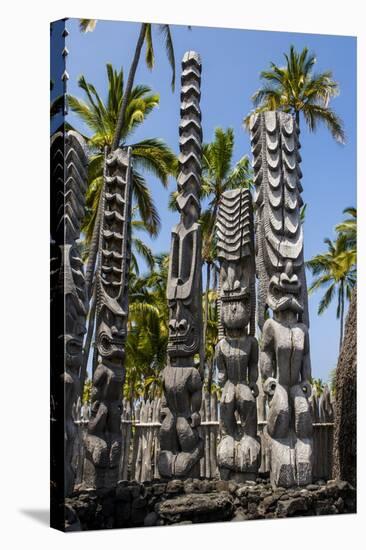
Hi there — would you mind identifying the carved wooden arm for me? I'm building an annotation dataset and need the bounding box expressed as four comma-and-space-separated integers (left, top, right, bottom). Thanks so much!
216, 342, 228, 387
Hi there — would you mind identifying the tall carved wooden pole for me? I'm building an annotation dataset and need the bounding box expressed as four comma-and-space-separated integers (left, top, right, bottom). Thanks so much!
84, 147, 133, 489
158, 51, 204, 479
250, 111, 313, 488
50, 129, 88, 496
215, 189, 260, 481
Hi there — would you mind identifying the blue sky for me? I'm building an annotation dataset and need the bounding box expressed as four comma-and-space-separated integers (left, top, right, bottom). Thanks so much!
61, 18, 356, 382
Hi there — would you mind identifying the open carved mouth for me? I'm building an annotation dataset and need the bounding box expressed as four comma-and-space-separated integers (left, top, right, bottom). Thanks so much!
167, 325, 198, 355
167, 339, 199, 356
168, 329, 194, 344
221, 290, 248, 302
275, 282, 300, 294
268, 293, 303, 314
97, 332, 126, 358
270, 275, 301, 296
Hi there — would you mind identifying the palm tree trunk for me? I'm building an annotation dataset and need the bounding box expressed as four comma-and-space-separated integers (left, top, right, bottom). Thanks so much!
339, 280, 345, 351
111, 23, 147, 151
85, 191, 103, 300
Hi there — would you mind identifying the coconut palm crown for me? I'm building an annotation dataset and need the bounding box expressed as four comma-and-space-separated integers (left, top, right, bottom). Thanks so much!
68, 64, 177, 245
245, 45, 345, 143
307, 233, 356, 350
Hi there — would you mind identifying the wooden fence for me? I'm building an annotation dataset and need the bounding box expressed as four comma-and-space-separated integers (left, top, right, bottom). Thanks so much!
72, 384, 335, 488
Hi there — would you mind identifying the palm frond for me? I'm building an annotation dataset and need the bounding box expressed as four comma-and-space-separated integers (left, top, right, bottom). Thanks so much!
158, 25, 176, 91
144, 24, 155, 69
132, 171, 160, 237
131, 138, 177, 185
79, 19, 97, 32
225, 155, 252, 189
246, 45, 345, 145
133, 237, 155, 271
318, 282, 336, 314
302, 103, 345, 143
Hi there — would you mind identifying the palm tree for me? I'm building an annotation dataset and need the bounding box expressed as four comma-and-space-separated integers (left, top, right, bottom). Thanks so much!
307, 233, 356, 350
245, 45, 345, 143
77, 22, 176, 299
335, 206, 356, 251
78, 20, 176, 149
68, 64, 177, 247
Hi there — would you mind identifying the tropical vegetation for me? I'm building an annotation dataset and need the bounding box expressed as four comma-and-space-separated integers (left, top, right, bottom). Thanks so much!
125, 254, 169, 402
245, 45, 345, 143
307, 207, 357, 350
70, 31, 354, 404
79, 20, 176, 150
68, 64, 177, 246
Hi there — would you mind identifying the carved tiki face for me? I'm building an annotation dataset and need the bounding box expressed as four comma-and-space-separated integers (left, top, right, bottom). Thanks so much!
96, 317, 126, 361
267, 260, 303, 314
167, 299, 199, 357
64, 245, 87, 370
221, 291, 251, 331
220, 262, 251, 332
166, 222, 201, 358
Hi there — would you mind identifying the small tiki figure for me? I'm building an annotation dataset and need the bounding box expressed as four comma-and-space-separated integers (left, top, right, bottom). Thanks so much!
215, 189, 261, 481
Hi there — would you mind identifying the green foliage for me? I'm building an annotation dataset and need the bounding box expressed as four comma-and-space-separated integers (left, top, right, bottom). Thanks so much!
204, 380, 222, 399
307, 234, 356, 315
300, 203, 307, 224
310, 377, 324, 397
82, 378, 92, 404
204, 289, 219, 360
335, 207, 357, 251
79, 19, 97, 32
329, 368, 337, 396
68, 64, 177, 245
245, 45, 345, 143
124, 255, 169, 401
307, 207, 357, 349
